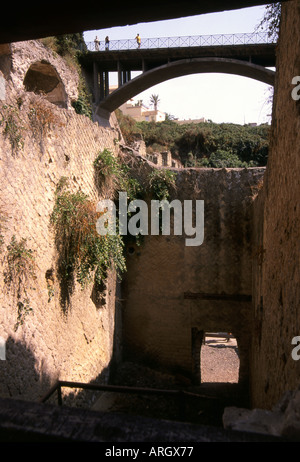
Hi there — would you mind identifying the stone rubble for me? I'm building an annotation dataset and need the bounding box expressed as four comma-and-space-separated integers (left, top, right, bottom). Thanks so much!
223, 386, 300, 440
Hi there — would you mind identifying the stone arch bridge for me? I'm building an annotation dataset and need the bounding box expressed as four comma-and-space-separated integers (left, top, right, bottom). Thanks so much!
79, 32, 276, 120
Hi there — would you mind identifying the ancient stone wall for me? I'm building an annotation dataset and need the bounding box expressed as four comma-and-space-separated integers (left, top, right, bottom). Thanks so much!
146, 150, 183, 168
123, 167, 265, 387
251, 0, 300, 409
0, 41, 121, 404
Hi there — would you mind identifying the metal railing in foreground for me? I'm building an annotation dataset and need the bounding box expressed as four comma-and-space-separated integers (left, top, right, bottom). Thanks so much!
39, 379, 218, 419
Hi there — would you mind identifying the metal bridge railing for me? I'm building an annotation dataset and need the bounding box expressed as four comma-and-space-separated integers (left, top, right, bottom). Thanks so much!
86, 32, 275, 52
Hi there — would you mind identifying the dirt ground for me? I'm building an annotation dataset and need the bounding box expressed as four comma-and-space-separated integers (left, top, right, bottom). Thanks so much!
201, 335, 239, 383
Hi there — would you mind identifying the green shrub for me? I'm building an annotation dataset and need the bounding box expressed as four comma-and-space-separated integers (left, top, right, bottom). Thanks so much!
115, 109, 141, 145
134, 120, 270, 167
197, 149, 249, 168
94, 148, 124, 180
148, 169, 177, 201
94, 149, 142, 201
50, 179, 126, 298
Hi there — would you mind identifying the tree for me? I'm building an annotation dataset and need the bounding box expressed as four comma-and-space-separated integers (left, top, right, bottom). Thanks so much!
150, 94, 160, 111
255, 4, 281, 122
165, 113, 177, 121
256, 3, 282, 40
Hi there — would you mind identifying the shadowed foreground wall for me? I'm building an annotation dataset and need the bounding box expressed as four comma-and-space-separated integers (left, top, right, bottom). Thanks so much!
251, 0, 300, 409
123, 167, 265, 386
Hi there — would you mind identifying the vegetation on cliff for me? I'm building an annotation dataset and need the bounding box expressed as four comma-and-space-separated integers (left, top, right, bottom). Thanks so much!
116, 110, 270, 168
50, 177, 126, 310
256, 2, 282, 40
4, 236, 36, 331
41, 33, 92, 119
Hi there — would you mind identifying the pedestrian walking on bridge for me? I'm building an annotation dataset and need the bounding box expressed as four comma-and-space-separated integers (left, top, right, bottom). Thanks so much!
94, 36, 100, 51
135, 34, 141, 48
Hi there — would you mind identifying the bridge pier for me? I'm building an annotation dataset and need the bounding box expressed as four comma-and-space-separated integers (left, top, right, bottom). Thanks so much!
93, 62, 100, 104
93, 63, 110, 104
117, 62, 131, 87
100, 71, 109, 100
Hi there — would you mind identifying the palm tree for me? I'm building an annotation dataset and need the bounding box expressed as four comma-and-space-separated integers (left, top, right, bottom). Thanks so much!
150, 94, 160, 112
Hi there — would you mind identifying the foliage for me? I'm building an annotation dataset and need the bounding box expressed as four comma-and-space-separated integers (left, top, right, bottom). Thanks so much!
150, 94, 160, 111
4, 236, 36, 331
115, 109, 142, 145
0, 103, 25, 154
0, 206, 7, 252
137, 119, 182, 150
53, 33, 92, 118
72, 92, 92, 118
41, 33, 92, 118
148, 169, 177, 201
94, 148, 124, 180
119, 164, 143, 202
94, 148, 146, 246
196, 150, 250, 168
135, 120, 270, 168
71, 68, 92, 119
54, 33, 87, 57
94, 148, 142, 201
28, 96, 65, 142
50, 178, 126, 304
256, 3, 282, 40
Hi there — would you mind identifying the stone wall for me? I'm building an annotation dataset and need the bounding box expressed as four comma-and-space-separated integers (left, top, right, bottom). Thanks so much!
122, 166, 265, 387
251, 0, 300, 409
0, 41, 121, 404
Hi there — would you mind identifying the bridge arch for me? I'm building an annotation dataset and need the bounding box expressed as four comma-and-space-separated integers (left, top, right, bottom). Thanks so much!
96, 57, 275, 118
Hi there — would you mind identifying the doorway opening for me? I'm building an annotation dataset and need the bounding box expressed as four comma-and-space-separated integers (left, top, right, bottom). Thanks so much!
201, 331, 240, 383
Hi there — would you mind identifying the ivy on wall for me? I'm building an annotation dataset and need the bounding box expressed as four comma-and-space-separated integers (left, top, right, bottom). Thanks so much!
0, 103, 25, 154
148, 169, 177, 201
50, 176, 126, 311
50, 149, 180, 311
4, 236, 36, 331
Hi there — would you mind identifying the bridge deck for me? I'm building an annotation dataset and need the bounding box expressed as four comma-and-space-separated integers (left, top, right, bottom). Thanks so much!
86, 32, 276, 52
81, 43, 276, 72
81, 33, 276, 72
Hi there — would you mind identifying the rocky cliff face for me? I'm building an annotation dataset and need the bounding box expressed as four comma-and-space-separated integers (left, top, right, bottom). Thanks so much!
0, 40, 121, 404
9, 40, 79, 109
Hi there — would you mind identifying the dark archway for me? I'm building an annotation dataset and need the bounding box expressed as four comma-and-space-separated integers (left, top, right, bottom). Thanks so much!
96, 57, 275, 118
24, 61, 67, 108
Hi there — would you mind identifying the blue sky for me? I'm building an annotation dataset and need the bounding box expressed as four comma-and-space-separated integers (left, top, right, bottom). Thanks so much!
84, 6, 273, 125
